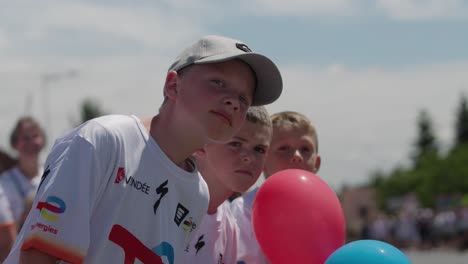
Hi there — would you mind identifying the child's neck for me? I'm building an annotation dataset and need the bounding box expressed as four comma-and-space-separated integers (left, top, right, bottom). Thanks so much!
18, 157, 39, 180
147, 115, 202, 171
206, 183, 232, 215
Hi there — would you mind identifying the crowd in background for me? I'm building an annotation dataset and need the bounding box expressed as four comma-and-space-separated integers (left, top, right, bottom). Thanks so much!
355, 205, 468, 252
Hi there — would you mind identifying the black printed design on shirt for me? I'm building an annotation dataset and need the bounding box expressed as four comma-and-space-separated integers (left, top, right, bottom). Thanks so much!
174, 203, 189, 226
195, 235, 205, 254
153, 180, 169, 214
38, 165, 51, 191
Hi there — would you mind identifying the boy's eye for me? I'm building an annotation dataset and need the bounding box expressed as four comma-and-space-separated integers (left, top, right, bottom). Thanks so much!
211, 79, 224, 87
228, 141, 241, 148
301, 147, 311, 153
255, 146, 266, 154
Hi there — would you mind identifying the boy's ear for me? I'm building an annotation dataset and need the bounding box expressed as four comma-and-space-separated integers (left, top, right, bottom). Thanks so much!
193, 148, 207, 160
313, 155, 321, 173
164, 71, 179, 101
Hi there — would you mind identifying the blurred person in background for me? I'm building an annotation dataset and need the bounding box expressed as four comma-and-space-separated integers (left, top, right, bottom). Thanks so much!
370, 213, 391, 242
0, 150, 16, 173
0, 184, 15, 262
0, 146, 18, 261
0, 117, 46, 226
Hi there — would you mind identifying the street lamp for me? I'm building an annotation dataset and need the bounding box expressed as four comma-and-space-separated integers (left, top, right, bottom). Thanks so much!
40, 69, 79, 142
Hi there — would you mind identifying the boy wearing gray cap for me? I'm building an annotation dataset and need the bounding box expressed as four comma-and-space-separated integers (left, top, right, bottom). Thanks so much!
4, 35, 282, 264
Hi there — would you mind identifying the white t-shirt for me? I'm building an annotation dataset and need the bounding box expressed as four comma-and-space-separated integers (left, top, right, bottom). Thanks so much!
185, 201, 238, 264
0, 166, 42, 222
4, 115, 209, 264
0, 185, 14, 226
231, 187, 268, 264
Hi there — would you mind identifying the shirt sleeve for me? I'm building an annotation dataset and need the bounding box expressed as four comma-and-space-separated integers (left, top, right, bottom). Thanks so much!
19, 123, 116, 263
0, 185, 14, 226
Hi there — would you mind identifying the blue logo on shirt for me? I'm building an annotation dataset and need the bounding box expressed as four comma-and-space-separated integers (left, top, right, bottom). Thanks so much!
152, 242, 174, 264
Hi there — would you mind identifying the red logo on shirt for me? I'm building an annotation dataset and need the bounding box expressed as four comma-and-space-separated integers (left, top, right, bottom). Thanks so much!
109, 224, 175, 264
31, 222, 58, 234
115, 167, 126, 184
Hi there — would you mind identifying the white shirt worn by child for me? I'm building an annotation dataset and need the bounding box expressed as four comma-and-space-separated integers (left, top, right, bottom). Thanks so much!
185, 201, 238, 264
230, 187, 269, 264
4, 115, 209, 264
0, 166, 42, 222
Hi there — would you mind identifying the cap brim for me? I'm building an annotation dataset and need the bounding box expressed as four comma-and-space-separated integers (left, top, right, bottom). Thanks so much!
195, 53, 283, 106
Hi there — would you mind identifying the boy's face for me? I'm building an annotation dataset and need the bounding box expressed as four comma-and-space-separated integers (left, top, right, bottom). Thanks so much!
263, 127, 320, 178
172, 59, 256, 143
202, 121, 271, 193
14, 123, 44, 158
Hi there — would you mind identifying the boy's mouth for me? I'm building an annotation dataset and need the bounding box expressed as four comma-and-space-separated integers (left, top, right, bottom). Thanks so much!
235, 169, 253, 177
210, 110, 232, 126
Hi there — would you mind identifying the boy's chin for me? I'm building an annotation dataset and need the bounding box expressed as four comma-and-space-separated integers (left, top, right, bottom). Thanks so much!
234, 183, 255, 194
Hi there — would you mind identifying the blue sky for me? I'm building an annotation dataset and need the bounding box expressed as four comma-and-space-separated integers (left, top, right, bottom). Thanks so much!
1, 0, 468, 189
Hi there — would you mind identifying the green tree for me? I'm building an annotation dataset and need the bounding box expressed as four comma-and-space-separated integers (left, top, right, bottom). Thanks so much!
371, 100, 468, 210
412, 110, 438, 168
455, 94, 468, 146
80, 98, 105, 124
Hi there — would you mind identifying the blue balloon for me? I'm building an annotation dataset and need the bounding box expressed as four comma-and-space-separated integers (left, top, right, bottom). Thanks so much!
325, 240, 411, 264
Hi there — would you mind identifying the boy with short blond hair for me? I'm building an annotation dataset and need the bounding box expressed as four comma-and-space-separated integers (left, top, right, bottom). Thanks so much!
231, 111, 320, 263
186, 106, 272, 264
263, 111, 320, 177
4, 35, 282, 264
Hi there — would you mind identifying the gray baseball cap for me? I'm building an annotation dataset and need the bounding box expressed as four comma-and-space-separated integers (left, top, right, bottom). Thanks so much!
168, 35, 283, 106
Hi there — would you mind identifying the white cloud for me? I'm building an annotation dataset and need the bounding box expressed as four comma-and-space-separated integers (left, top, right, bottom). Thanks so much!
241, 0, 357, 16
43, 4, 198, 47
0, 1, 205, 52
266, 62, 468, 188
232, 0, 468, 20
376, 0, 468, 20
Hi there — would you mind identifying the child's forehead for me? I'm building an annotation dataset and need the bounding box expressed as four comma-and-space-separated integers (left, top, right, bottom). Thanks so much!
273, 125, 314, 137
19, 122, 41, 133
233, 121, 272, 146
235, 121, 272, 141
272, 128, 316, 144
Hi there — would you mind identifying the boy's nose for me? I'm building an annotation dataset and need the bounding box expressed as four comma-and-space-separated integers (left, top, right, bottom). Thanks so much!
291, 150, 303, 163
242, 154, 252, 163
223, 97, 240, 112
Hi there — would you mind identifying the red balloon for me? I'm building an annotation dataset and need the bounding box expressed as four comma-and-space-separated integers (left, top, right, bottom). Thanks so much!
252, 169, 346, 264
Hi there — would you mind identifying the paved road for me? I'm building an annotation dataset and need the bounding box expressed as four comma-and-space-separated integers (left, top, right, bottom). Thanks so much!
405, 250, 467, 264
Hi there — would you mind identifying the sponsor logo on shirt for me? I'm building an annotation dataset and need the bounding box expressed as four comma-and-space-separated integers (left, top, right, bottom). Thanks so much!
114, 167, 151, 195
114, 167, 126, 184
152, 241, 174, 264
153, 180, 169, 214
30, 222, 58, 234
218, 253, 224, 264
36, 196, 66, 221
182, 217, 196, 232
194, 235, 205, 254
109, 224, 174, 264
174, 203, 189, 226
174, 203, 197, 232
